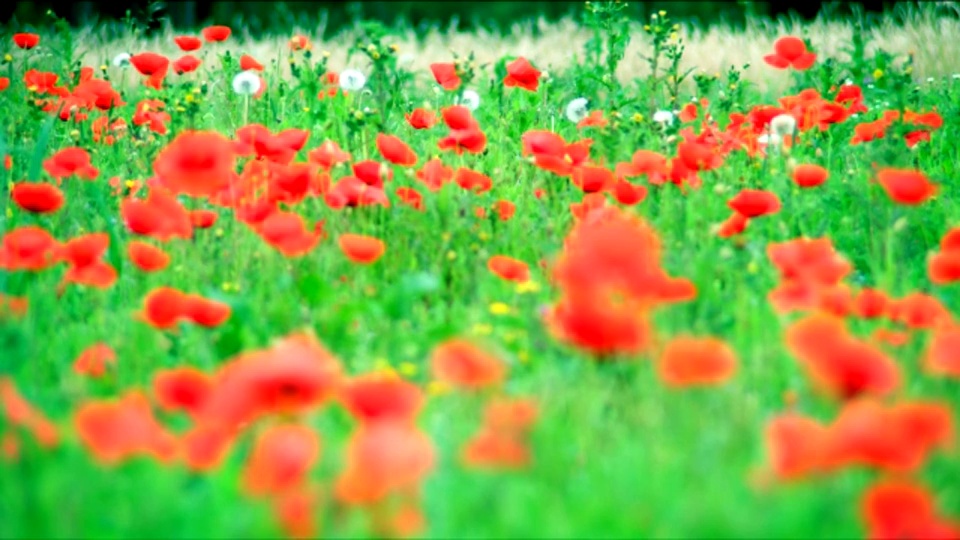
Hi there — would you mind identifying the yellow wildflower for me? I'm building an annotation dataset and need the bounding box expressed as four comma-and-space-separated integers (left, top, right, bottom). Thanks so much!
489, 302, 511, 316
515, 280, 541, 294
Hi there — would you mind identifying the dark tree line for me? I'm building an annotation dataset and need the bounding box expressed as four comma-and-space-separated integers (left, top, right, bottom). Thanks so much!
2, 1, 899, 36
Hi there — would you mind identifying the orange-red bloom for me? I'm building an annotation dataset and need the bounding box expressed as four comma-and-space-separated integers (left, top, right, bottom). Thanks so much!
338, 233, 386, 264
874, 168, 937, 205
10, 182, 65, 214
202, 25, 232, 42
657, 336, 738, 387
152, 131, 237, 198
503, 57, 541, 91
13, 33, 40, 50
763, 36, 816, 70
487, 255, 530, 283
430, 339, 508, 390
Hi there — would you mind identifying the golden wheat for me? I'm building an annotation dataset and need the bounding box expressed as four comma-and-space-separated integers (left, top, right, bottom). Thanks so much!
66, 2, 960, 96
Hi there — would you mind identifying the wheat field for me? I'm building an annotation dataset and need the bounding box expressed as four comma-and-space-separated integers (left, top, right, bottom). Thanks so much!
66, 1, 960, 95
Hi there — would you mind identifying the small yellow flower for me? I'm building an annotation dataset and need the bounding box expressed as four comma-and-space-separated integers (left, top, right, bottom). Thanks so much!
99, 64, 107, 71
478, 231, 490, 241
322, 50, 331, 58
215, 228, 225, 238
659, 9, 667, 16
3, 54, 12, 62
873, 68, 884, 80
515, 280, 541, 294
427, 380, 449, 396
747, 261, 759, 274
518, 350, 530, 363
69, 129, 80, 140
371, 51, 381, 60
124, 180, 136, 189
446, 250, 457, 261
489, 302, 511, 316
221, 282, 231, 292
175, 106, 186, 113
184, 94, 194, 103
302, 107, 310, 113
631, 112, 644, 123
399, 362, 417, 377
192, 87, 202, 94
389, 44, 399, 53
471, 323, 493, 336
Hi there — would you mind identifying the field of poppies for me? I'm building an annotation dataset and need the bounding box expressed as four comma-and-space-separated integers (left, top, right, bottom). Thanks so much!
1, 2, 960, 538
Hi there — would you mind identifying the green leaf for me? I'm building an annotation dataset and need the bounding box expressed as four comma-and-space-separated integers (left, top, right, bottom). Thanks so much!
28, 113, 57, 181
297, 272, 331, 306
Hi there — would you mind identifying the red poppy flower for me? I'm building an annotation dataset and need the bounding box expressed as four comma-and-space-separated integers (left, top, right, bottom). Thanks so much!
127, 241, 170, 272
728, 189, 782, 218
202, 25, 232, 42
153, 367, 212, 418
503, 57, 541, 91
10, 182, 64, 214
429, 62, 461, 91
174, 36, 202, 51
242, 424, 320, 498
657, 336, 738, 387
152, 131, 237, 198
13, 33, 40, 50
172, 55, 202, 75
487, 255, 530, 283
792, 164, 829, 188
405, 108, 437, 129
874, 168, 937, 205
0, 226, 60, 271
376, 133, 418, 167
431, 339, 508, 390
339, 373, 424, 426
43, 147, 98, 180
130, 52, 170, 77
338, 233, 385, 264
763, 36, 816, 70
240, 54, 264, 71
289, 35, 311, 51
73, 343, 117, 378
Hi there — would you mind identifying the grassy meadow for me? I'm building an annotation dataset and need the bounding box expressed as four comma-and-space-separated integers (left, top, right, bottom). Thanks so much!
1, 1, 960, 538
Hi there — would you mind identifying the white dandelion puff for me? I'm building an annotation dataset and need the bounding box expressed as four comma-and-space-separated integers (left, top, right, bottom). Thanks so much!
565, 97, 589, 124
457, 89, 481, 111
758, 133, 783, 148
770, 114, 797, 139
112, 52, 132, 68
653, 109, 675, 126
339, 69, 367, 92
232, 70, 262, 96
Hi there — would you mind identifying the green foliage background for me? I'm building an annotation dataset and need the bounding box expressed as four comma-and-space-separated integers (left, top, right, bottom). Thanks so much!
6, 1, 904, 37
